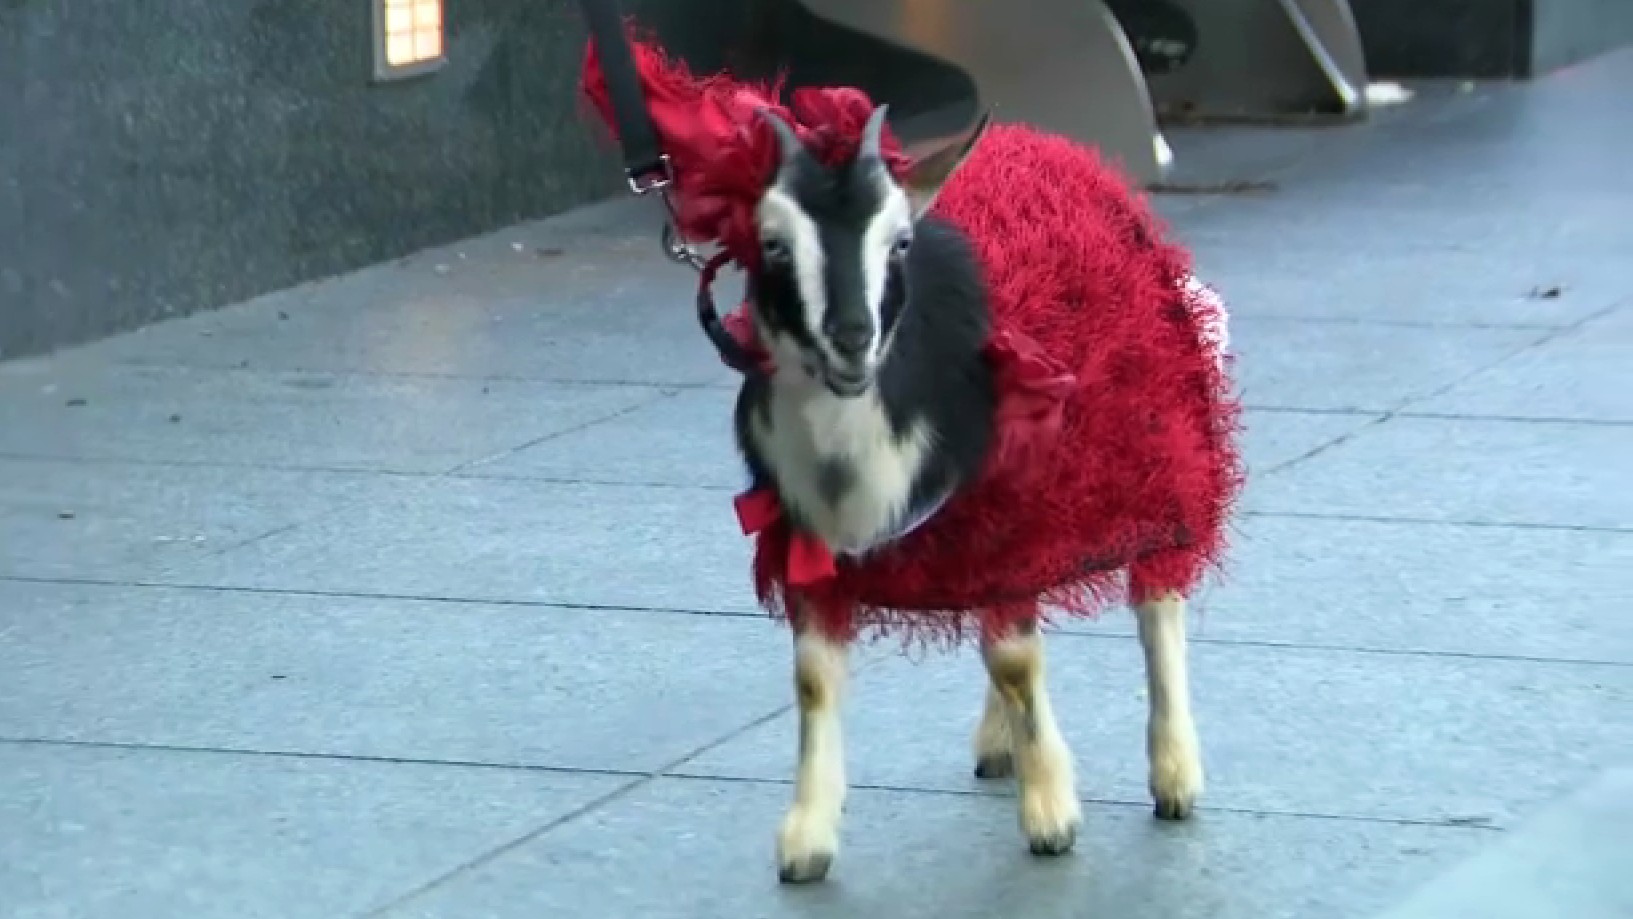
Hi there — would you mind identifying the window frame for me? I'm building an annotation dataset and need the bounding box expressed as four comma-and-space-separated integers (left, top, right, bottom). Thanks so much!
371, 0, 447, 83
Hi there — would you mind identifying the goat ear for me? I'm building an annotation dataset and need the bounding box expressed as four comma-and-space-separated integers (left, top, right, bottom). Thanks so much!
901, 111, 991, 219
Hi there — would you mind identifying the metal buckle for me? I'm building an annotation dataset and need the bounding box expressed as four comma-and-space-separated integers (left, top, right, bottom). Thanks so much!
626, 154, 674, 195
661, 222, 706, 270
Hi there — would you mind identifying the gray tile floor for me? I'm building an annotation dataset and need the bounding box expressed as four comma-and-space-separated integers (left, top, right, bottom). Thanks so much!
4, 55, 1633, 919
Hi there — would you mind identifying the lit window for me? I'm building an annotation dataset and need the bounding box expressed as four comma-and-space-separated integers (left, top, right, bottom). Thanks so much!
373, 0, 445, 81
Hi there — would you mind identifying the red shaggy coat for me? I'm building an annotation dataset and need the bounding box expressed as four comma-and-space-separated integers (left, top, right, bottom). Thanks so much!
583, 36, 1244, 646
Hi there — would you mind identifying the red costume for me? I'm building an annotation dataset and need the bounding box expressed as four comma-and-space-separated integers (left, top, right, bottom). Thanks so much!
582, 36, 1245, 647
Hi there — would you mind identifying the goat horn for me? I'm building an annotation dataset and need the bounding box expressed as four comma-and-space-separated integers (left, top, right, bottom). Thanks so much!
860, 103, 890, 161
757, 107, 804, 169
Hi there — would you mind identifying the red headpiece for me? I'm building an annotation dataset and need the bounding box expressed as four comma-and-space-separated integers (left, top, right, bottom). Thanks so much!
580, 27, 914, 269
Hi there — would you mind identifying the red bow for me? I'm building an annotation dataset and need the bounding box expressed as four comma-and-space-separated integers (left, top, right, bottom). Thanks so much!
733, 488, 837, 586
986, 327, 1077, 423
981, 327, 1077, 473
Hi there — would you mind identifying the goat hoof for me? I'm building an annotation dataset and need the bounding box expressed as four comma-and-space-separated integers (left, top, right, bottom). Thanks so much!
1149, 737, 1203, 821
777, 810, 837, 884
1021, 786, 1081, 857
1027, 825, 1078, 856
974, 752, 1014, 779
1156, 799, 1195, 819
1151, 775, 1200, 819
778, 853, 832, 884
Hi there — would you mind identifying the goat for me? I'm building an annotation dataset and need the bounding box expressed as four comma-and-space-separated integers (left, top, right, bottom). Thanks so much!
733, 108, 1219, 883
581, 39, 1243, 886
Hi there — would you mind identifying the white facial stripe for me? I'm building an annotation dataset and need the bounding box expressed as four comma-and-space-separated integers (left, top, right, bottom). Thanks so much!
757, 186, 828, 352
859, 185, 912, 359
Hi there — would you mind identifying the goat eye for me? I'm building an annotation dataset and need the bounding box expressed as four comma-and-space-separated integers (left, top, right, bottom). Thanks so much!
761, 238, 791, 263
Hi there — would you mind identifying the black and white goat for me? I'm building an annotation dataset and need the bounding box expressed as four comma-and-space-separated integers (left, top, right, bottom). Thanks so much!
733, 108, 1204, 884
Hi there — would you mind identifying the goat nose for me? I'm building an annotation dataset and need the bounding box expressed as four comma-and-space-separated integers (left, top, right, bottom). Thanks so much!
828, 322, 873, 358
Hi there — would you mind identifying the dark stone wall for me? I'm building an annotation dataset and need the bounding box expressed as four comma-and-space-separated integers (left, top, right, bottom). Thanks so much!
1, 0, 637, 358
1530, 0, 1633, 75
1351, 0, 1531, 78
1352, 0, 1633, 78
0, 0, 972, 360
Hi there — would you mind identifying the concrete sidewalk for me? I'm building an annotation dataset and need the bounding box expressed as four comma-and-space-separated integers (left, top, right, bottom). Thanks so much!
3, 53, 1631, 919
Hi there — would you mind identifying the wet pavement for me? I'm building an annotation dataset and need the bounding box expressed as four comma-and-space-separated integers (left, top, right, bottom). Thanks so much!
2, 51, 1631, 919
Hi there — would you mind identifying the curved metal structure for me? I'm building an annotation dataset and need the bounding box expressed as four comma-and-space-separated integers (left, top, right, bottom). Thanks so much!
796, 0, 1169, 184
1142, 0, 1372, 120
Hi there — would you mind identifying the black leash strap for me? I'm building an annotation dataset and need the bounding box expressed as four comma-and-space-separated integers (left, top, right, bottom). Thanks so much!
576, 0, 671, 192
575, 0, 762, 379
697, 252, 765, 376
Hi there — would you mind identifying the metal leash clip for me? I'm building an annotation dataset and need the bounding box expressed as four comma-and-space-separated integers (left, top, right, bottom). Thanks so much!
660, 221, 705, 270
654, 188, 706, 272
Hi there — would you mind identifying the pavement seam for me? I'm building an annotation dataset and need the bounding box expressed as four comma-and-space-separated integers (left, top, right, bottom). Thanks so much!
1053, 631, 1633, 668
180, 386, 685, 561
1391, 411, 1633, 426
6, 574, 1630, 668
1241, 407, 1632, 427
4, 395, 1630, 486
661, 772, 1513, 833
443, 472, 739, 489
1230, 314, 1575, 331
337, 603, 892, 900
441, 387, 685, 477
0, 451, 436, 478
1256, 301, 1625, 478
0, 736, 659, 778
357, 773, 652, 917
101, 355, 733, 387
1239, 509, 1633, 533
54, 358, 706, 389
354, 686, 821, 917
0, 736, 1509, 836
0, 451, 749, 489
